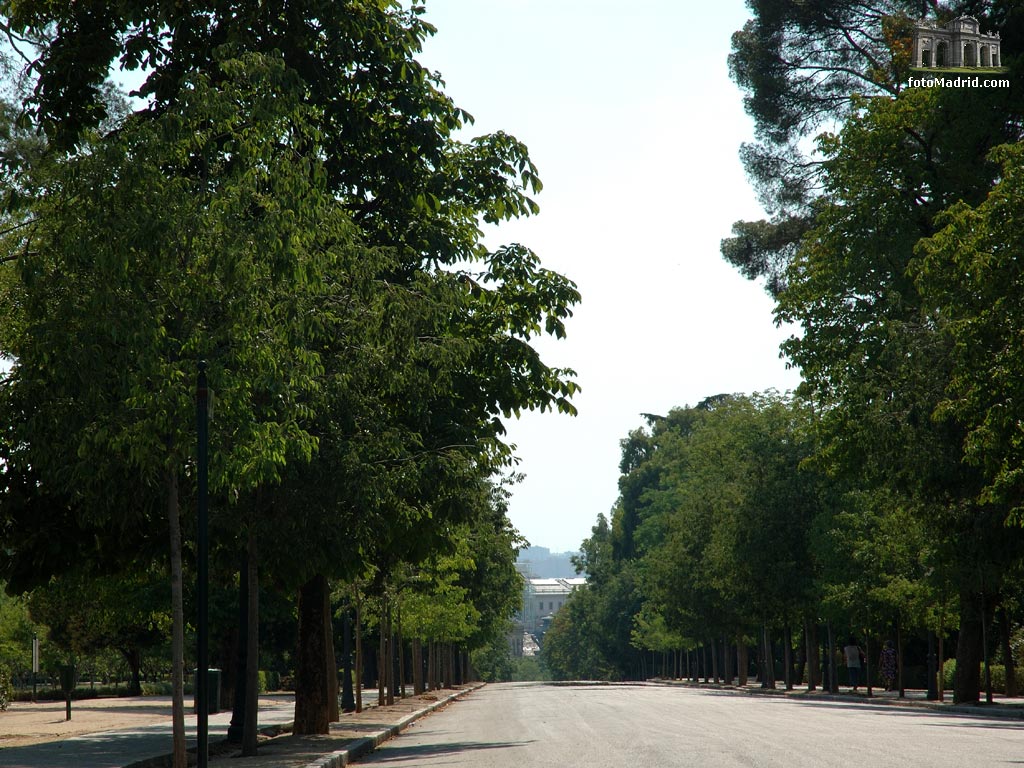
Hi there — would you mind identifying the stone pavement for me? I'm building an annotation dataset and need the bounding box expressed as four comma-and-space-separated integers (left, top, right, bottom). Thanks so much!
0, 686, 481, 768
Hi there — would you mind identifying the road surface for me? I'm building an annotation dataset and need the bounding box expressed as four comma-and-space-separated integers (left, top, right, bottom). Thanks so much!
357, 681, 1024, 767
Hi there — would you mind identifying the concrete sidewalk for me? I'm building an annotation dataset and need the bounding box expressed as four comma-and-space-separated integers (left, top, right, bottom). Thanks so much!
0, 685, 481, 768
654, 677, 1024, 718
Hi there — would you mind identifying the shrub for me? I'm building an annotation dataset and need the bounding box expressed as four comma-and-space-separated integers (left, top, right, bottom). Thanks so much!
141, 681, 174, 696
942, 658, 955, 690
942, 659, 1007, 694
256, 670, 280, 692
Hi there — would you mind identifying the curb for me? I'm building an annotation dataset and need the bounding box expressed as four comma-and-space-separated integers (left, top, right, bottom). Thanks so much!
304, 683, 486, 768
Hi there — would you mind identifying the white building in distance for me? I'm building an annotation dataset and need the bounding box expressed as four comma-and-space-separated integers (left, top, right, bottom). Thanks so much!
518, 577, 587, 636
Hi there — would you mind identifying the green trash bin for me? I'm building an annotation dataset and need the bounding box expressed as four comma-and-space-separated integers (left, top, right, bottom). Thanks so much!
192, 668, 222, 714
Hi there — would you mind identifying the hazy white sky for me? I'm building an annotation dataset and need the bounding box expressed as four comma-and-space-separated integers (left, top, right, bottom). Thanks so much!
417, 1, 803, 553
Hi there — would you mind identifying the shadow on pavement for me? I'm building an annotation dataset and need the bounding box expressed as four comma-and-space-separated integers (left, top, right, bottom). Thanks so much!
1, 735, 169, 768
360, 739, 534, 764
705, 690, 1024, 727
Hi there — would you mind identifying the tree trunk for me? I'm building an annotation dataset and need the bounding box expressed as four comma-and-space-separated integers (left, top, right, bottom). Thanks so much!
378, 611, 387, 705
783, 625, 793, 691
1000, 608, 1017, 697
937, 630, 945, 701
327, 594, 338, 723
355, 589, 363, 713
897, 615, 905, 698
443, 644, 451, 689
294, 574, 330, 734
864, 635, 872, 698
227, 554, 248, 743
737, 642, 748, 686
412, 639, 424, 694
955, 592, 983, 704
827, 621, 837, 693
121, 647, 142, 697
220, 621, 239, 714
385, 601, 395, 706
341, 610, 355, 712
242, 526, 259, 755
397, 603, 406, 698
762, 625, 775, 689
806, 621, 820, 691
982, 596, 993, 704
427, 641, 435, 690
927, 630, 938, 700
166, 469, 187, 768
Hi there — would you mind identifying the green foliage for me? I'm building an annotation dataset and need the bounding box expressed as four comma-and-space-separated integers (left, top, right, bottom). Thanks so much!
471, 642, 515, 683
257, 670, 281, 693
916, 142, 1024, 517
0, 587, 40, 673
27, 570, 168, 660
0, 662, 11, 710
630, 394, 824, 646
511, 656, 550, 682
542, 586, 611, 680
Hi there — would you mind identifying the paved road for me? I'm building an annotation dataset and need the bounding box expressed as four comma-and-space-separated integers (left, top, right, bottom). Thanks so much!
357, 681, 1024, 767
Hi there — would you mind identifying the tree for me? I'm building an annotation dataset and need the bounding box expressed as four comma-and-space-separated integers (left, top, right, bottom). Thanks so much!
0, 2, 581, 738
721, 1, 1019, 293
772, 85, 1020, 702
0, 586, 40, 677
0, 53, 374, 762
27, 570, 169, 696
916, 142, 1024, 520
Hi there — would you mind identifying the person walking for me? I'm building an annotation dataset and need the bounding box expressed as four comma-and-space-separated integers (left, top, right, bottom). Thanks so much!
879, 640, 898, 692
843, 640, 864, 692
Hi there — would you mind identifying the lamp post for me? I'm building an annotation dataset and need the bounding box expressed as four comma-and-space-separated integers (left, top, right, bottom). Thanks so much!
197, 361, 210, 768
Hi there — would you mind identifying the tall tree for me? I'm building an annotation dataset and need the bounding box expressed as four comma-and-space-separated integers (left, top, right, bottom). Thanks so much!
0, 54, 375, 761
1, 1, 581, 736
773, 85, 1017, 702
721, 0, 1011, 293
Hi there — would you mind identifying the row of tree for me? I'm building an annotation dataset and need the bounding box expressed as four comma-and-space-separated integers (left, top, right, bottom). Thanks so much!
0, 3, 575, 763
547, 0, 1024, 703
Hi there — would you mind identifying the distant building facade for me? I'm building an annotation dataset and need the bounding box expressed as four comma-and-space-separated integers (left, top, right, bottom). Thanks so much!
912, 16, 1001, 68
517, 577, 587, 636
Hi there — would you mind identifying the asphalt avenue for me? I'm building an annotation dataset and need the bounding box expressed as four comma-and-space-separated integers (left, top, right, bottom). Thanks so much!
2, 681, 1023, 768
356, 682, 1024, 768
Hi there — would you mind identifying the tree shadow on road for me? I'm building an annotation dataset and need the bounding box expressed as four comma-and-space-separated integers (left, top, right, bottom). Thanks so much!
722, 691, 1024, 729
359, 739, 534, 764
